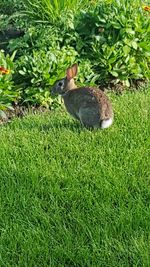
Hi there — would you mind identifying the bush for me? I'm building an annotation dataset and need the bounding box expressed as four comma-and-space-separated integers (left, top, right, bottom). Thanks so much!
8, 24, 98, 108
8, 25, 61, 56
0, 0, 23, 15
16, 46, 78, 107
76, 0, 150, 86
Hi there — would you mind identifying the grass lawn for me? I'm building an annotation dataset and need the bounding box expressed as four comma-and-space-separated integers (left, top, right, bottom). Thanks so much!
0, 89, 150, 267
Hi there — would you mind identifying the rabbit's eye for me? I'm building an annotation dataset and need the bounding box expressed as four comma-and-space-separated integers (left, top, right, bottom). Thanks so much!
58, 81, 63, 86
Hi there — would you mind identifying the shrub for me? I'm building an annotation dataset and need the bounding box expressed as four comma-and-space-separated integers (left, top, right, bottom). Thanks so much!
77, 59, 100, 86
16, 46, 78, 107
0, 0, 23, 15
76, 0, 150, 86
8, 25, 61, 56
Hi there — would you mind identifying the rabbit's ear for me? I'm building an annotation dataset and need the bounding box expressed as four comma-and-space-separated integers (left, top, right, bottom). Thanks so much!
66, 64, 78, 80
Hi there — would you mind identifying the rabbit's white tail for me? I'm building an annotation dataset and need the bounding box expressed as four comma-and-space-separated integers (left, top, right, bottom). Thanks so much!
101, 118, 113, 129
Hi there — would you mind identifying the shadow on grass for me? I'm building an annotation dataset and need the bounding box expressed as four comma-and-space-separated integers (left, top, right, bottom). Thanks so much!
2, 108, 98, 133
7, 115, 84, 133
38, 120, 83, 133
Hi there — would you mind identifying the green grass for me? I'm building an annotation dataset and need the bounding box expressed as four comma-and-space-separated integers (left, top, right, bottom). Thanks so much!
0, 89, 150, 267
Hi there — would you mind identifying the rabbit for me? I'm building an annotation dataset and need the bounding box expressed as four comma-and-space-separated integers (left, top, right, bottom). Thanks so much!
51, 64, 113, 129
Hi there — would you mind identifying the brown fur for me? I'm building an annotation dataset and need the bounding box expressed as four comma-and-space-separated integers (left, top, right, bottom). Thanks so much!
51, 64, 113, 128
65, 78, 77, 91
63, 87, 113, 122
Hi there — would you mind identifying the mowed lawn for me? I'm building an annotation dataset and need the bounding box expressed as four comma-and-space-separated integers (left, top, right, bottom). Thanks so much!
0, 89, 150, 267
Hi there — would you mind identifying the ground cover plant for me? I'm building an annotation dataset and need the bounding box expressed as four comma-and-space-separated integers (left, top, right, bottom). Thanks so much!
0, 89, 150, 266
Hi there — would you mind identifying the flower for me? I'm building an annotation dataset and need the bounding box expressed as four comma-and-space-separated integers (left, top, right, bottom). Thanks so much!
0, 66, 5, 71
143, 6, 150, 12
0, 66, 10, 75
3, 69, 10, 74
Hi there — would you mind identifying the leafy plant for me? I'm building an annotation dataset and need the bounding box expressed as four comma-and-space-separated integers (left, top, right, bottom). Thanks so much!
0, 0, 23, 15
77, 59, 100, 86
0, 15, 10, 32
21, 0, 95, 24
16, 45, 78, 107
0, 50, 19, 117
8, 25, 61, 56
76, 0, 150, 86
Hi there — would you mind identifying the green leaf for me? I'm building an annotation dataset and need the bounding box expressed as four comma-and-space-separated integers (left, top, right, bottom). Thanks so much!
110, 71, 118, 77
126, 28, 135, 35
10, 50, 17, 61
132, 41, 138, 50
123, 45, 131, 55
19, 70, 26, 75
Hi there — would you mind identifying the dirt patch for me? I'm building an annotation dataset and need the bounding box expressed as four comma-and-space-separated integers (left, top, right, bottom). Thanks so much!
0, 104, 48, 125
104, 79, 149, 94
